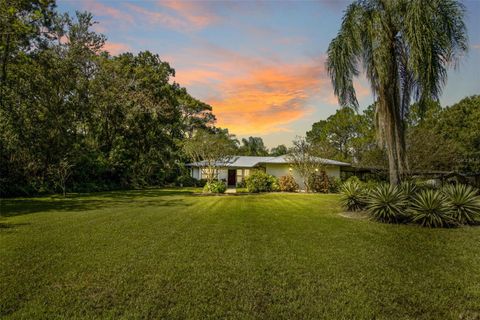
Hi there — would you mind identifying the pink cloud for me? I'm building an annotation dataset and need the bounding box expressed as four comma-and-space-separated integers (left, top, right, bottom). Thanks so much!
83, 0, 134, 25
103, 42, 131, 55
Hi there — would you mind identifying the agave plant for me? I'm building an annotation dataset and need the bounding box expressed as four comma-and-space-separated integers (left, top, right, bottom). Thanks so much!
409, 189, 454, 228
339, 180, 366, 211
442, 184, 480, 225
366, 184, 408, 223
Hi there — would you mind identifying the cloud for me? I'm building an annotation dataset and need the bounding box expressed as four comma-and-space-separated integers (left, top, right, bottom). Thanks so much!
158, 1, 219, 29
83, 0, 134, 25
123, 1, 219, 33
103, 42, 131, 55
473, 44, 480, 50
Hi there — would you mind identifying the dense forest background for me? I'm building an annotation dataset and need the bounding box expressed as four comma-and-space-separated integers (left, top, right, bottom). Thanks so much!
1, 1, 479, 196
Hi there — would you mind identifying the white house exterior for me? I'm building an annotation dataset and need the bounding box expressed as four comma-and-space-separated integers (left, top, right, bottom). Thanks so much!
186, 155, 350, 188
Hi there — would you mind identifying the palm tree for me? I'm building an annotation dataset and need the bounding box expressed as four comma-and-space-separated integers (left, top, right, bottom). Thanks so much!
327, 0, 467, 184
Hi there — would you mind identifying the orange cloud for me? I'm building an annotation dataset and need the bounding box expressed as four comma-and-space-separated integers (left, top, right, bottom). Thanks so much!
103, 42, 131, 55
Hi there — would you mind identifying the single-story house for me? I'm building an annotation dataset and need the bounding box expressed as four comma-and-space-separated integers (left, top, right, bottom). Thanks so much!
186, 155, 350, 188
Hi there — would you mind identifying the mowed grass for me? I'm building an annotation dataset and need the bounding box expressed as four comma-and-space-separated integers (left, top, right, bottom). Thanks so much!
1, 189, 480, 319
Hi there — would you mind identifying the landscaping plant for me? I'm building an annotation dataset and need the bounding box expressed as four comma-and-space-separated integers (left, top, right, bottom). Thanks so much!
203, 181, 227, 194
244, 171, 279, 193
408, 189, 454, 228
366, 184, 408, 223
442, 184, 480, 225
339, 180, 366, 211
279, 175, 299, 192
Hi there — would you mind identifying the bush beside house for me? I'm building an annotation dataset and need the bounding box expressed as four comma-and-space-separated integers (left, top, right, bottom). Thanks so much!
245, 171, 279, 193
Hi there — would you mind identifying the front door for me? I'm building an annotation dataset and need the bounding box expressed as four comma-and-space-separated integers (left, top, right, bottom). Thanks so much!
228, 169, 236, 186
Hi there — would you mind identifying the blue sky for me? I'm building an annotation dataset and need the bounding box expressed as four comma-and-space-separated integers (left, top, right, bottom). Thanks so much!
59, 0, 480, 147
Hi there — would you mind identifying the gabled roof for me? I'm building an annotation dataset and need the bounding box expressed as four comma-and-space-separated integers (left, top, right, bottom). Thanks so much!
186, 155, 350, 168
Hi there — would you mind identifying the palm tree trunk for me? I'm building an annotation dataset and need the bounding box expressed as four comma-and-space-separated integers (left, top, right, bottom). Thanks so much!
377, 72, 408, 185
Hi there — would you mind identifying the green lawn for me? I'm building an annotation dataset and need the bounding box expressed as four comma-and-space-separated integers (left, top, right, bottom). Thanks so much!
1, 189, 480, 319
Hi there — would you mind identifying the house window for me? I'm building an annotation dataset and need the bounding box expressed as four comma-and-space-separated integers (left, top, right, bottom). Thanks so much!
236, 169, 243, 183
201, 168, 217, 180
244, 169, 250, 176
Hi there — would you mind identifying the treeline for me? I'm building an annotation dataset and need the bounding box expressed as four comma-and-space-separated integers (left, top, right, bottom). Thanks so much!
306, 96, 480, 173
0, 2, 217, 196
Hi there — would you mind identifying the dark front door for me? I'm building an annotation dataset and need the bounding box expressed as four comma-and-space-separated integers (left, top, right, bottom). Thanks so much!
228, 169, 236, 186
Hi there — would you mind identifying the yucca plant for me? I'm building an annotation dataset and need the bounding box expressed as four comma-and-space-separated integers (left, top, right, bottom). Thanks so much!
339, 180, 366, 211
409, 190, 455, 228
400, 181, 418, 202
366, 184, 408, 223
442, 184, 480, 225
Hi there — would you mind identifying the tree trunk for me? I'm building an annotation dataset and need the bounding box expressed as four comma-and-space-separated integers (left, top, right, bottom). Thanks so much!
377, 78, 408, 185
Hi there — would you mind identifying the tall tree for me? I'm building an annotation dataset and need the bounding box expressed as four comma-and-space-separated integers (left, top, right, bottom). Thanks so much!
238, 136, 268, 156
270, 144, 288, 156
326, 0, 467, 184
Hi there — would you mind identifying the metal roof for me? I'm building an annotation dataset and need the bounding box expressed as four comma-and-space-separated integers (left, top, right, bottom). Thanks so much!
186, 155, 350, 168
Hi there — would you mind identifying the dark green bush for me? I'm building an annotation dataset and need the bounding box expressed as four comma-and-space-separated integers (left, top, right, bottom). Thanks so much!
175, 175, 199, 187
339, 180, 366, 211
279, 175, 299, 192
408, 189, 455, 228
245, 171, 279, 193
203, 181, 226, 193
442, 184, 480, 225
328, 177, 342, 193
366, 184, 408, 223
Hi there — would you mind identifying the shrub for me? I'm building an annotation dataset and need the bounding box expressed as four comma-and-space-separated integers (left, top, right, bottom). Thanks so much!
279, 175, 299, 192
442, 184, 480, 225
366, 184, 408, 223
400, 180, 419, 201
203, 180, 226, 193
339, 180, 366, 211
408, 189, 454, 228
328, 176, 342, 193
310, 171, 329, 193
245, 171, 279, 193
175, 175, 199, 187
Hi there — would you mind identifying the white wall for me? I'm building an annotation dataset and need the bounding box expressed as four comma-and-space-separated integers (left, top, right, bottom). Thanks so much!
191, 167, 200, 179
265, 164, 341, 190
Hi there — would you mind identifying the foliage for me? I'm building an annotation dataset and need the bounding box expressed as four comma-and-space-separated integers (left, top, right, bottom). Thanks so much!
182, 129, 237, 183
278, 175, 299, 192
408, 190, 454, 228
366, 184, 408, 223
0, 5, 219, 196
339, 180, 366, 211
400, 181, 419, 201
176, 175, 200, 187
286, 137, 327, 191
237, 136, 268, 156
310, 171, 330, 193
442, 184, 480, 225
328, 177, 342, 193
327, 0, 467, 184
270, 144, 288, 156
244, 171, 279, 193
203, 181, 227, 194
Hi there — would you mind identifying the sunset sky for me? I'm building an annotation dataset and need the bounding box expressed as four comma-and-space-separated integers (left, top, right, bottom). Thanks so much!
59, 0, 480, 147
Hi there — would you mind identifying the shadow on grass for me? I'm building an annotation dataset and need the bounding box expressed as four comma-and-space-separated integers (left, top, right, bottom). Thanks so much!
0, 188, 194, 218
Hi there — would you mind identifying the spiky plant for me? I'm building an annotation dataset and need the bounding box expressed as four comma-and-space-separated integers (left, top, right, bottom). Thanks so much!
409, 190, 454, 228
442, 184, 480, 225
327, 0, 467, 184
339, 180, 366, 211
400, 181, 418, 201
366, 184, 408, 223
